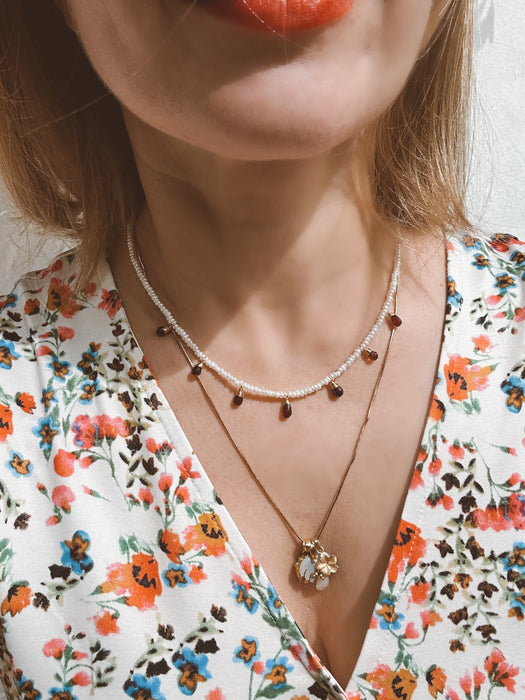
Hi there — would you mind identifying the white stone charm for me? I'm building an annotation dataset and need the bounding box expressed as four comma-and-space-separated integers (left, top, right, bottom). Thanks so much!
294, 540, 339, 589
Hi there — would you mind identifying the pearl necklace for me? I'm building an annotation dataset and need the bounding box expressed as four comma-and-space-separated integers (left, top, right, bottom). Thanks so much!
126, 221, 402, 417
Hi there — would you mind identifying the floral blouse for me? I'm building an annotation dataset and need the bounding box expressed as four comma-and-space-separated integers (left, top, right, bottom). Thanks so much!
0, 233, 524, 700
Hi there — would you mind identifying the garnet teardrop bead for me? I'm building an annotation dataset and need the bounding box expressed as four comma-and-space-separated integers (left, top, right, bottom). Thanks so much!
233, 387, 244, 406
156, 325, 172, 336
362, 349, 379, 363
330, 382, 344, 398
282, 399, 292, 419
389, 313, 403, 328
191, 362, 203, 376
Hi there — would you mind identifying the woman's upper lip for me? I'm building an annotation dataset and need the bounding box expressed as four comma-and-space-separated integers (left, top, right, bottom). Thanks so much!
180, 0, 355, 33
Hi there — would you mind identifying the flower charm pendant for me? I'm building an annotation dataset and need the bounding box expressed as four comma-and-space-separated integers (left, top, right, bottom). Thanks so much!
294, 539, 339, 590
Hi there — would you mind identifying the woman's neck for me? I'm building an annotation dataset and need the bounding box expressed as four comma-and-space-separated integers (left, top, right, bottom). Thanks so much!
113, 117, 398, 379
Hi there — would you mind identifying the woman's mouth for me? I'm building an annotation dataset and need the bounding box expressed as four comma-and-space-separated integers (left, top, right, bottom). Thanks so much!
181, 0, 355, 34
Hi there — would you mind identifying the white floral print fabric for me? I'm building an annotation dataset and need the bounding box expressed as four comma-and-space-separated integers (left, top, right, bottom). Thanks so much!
0, 233, 524, 699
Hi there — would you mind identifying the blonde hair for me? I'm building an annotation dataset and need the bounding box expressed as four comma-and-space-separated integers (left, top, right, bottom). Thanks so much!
0, 1, 473, 279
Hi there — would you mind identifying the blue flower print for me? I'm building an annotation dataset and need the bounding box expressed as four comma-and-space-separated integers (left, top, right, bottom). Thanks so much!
447, 276, 463, 309
230, 579, 259, 614
32, 416, 60, 449
173, 647, 212, 696
48, 358, 71, 382
267, 583, 283, 613
79, 380, 99, 404
460, 235, 481, 251
501, 375, 525, 414
15, 670, 41, 699
60, 530, 94, 575
494, 272, 516, 292
48, 689, 77, 700
0, 293, 17, 310
510, 251, 525, 268
233, 636, 260, 667
503, 543, 525, 574
6, 451, 33, 478
472, 253, 490, 270
0, 339, 20, 370
163, 563, 190, 589
263, 656, 294, 691
376, 597, 404, 631
125, 674, 166, 700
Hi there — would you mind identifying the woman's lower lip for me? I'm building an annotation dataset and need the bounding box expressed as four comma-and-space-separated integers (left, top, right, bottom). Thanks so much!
182, 0, 355, 33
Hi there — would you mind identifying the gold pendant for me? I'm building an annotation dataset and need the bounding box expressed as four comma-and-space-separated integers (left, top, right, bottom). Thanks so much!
294, 539, 339, 591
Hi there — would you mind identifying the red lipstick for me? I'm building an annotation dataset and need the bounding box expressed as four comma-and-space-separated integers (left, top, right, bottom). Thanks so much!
183, 0, 355, 33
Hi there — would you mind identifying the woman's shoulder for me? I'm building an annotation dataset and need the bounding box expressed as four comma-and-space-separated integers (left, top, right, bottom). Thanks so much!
1, 247, 86, 324
0, 247, 120, 336
0, 248, 121, 382
453, 231, 525, 282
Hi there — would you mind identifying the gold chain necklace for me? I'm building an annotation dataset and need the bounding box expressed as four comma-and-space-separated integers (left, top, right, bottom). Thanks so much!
128, 229, 402, 588
161, 279, 400, 590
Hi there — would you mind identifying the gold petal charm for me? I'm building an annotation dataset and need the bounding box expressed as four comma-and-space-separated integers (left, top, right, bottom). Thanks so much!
294, 539, 339, 589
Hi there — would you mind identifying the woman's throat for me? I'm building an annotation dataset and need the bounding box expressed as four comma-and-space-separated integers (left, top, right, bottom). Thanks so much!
182, 0, 355, 33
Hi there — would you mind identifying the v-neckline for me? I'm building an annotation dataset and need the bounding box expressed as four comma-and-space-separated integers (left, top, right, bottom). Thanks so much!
103, 236, 458, 698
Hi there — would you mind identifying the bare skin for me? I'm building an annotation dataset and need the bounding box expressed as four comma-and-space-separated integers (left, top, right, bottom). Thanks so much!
67, 0, 449, 688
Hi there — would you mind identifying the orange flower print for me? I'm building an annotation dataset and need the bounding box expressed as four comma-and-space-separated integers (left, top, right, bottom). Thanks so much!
15, 392, 36, 414
97, 288, 122, 319
46, 277, 81, 318
205, 691, 226, 700
410, 580, 431, 605
54, 449, 92, 477
51, 485, 76, 513
387, 520, 426, 584
93, 610, 120, 636
0, 584, 31, 616
178, 456, 201, 481
100, 552, 161, 610
23, 297, 40, 315
472, 493, 525, 531
71, 671, 90, 687
184, 512, 229, 557
484, 648, 519, 692
459, 668, 486, 696
159, 529, 185, 563
420, 610, 442, 630
426, 665, 446, 698
473, 334, 492, 353
365, 664, 417, 700
444, 354, 492, 402
42, 638, 66, 659
404, 622, 419, 639
0, 404, 13, 442
157, 472, 173, 492
57, 326, 75, 341
189, 565, 207, 584
72, 413, 129, 448
429, 395, 445, 422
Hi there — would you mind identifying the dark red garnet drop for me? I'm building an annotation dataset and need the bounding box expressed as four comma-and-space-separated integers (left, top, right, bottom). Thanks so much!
330, 382, 344, 398
282, 399, 292, 419
389, 313, 403, 328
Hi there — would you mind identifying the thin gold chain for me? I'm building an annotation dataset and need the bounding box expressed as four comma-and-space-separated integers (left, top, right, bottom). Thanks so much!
170, 278, 400, 545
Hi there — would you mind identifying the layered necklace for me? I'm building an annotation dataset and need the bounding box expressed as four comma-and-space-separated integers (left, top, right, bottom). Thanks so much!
126, 222, 402, 589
